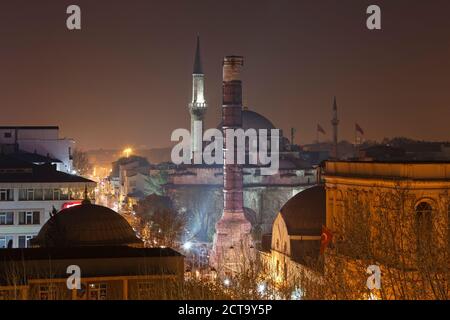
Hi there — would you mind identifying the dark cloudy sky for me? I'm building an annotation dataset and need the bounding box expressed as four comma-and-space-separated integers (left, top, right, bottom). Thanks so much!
0, 0, 449, 150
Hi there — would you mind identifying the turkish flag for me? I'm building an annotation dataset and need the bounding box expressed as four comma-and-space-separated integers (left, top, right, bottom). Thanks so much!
320, 225, 333, 254
355, 123, 365, 135
317, 124, 326, 135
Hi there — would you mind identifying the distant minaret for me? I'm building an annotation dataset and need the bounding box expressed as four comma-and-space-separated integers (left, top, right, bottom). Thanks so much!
331, 97, 339, 159
189, 35, 207, 160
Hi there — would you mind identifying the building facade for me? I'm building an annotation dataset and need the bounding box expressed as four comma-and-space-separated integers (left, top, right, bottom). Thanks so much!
0, 156, 95, 249
323, 161, 450, 299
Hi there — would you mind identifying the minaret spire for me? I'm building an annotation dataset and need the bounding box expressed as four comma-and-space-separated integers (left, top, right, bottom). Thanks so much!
189, 35, 207, 161
193, 35, 203, 74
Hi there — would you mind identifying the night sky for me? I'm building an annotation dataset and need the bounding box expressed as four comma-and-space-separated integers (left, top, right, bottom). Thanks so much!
1, 0, 449, 150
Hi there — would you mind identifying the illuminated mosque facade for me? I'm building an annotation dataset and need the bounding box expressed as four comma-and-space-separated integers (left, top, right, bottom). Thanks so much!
158, 37, 318, 244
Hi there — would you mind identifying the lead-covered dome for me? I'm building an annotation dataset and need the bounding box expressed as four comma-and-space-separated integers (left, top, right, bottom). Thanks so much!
279, 185, 326, 236
32, 199, 141, 247
217, 109, 276, 131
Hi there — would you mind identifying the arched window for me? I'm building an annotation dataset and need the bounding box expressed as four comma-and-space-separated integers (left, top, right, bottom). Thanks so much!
415, 202, 433, 258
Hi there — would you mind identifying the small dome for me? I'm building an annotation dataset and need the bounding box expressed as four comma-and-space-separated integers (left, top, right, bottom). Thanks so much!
279, 185, 326, 236
32, 201, 141, 247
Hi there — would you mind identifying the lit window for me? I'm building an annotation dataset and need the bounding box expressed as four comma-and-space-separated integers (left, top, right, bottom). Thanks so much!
88, 283, 107, 300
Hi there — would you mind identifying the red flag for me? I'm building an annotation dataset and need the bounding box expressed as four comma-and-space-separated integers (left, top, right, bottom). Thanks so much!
320, 225, 333, 254
355, 123, 364, 135
317, 124, 326, 135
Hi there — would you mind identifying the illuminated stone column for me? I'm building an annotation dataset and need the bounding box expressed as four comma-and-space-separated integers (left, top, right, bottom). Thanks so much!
210, 56, 253, 275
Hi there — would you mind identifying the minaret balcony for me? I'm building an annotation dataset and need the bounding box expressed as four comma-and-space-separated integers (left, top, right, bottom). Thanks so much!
189, 102, 207, 109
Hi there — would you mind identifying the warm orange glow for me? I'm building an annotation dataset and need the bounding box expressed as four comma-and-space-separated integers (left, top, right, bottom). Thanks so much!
123, 147, 133, 158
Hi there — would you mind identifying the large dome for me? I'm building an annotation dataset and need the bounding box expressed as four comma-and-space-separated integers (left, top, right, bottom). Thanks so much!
32, 200, 141, 247
279, 185, 326, 236
241, 110, 276, 131
217, 109, 276, 131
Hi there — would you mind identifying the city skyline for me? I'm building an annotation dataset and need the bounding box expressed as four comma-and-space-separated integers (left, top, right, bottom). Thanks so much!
1, 0, 449, 149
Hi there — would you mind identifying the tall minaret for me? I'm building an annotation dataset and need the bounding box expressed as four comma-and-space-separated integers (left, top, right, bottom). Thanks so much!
211, 56, 252, 275
331, 96, 339, 159
189, 35, 207, 160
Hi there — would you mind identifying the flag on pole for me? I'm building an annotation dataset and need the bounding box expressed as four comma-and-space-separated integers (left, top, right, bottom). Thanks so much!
320, 225, 333, 254
317, 124, 326, 135
355, 123, 364, 135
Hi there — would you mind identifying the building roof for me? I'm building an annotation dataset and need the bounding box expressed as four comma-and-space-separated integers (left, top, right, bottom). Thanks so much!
31, 199, 141, 247
0, 246, 181, 261
279, 185, 326, 236
0, 155, 93, 183
0, 246, 183, 285
324, 160, 450, 181
9, 150, 62, 164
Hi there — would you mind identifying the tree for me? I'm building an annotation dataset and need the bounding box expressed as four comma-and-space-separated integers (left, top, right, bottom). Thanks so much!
72, 148, 91, 176
134, 194, 186, 248
145, 170, 168, 196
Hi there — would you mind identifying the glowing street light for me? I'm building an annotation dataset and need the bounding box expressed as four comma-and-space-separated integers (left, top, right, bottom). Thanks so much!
257, 282, 266, 294
223, 278, 231, 287
182, 241, 193, 251
123, 147, 133, 158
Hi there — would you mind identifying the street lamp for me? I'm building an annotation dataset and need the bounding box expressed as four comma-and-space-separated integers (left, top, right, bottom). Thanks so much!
123, 148, 133, 158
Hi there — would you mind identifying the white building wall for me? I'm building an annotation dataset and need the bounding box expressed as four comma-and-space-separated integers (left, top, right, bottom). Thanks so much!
0, 127, 74, 173
0, 182, 95, 249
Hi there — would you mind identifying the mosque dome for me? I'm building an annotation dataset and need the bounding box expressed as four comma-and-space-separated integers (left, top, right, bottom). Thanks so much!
32, 199, 142, 247
217, 109, 276, 131
241, 110, 276, 131
279, 185, 326, 236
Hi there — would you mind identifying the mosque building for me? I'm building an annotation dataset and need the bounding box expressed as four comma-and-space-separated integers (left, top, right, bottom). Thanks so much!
158, 37, 319, 245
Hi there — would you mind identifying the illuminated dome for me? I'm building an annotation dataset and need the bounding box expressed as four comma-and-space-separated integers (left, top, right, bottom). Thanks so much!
32, 198, 141, 247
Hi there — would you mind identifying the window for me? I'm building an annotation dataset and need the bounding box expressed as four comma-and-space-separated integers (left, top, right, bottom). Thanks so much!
0, 212, 14, 225
53, 189, 61, 200
34, 189, 43, 200
4, 132, 12, 138
18, 235, 34, 248
0, 189, 13, 201
415, 202, 433, 257
0, 236, 14, 248
18, 211, 40, 225
39, 285, 58, 300
88, 283, 107, 300
44, 189, 53, 200
137, 282, 154, 299
19, 189, 35, 201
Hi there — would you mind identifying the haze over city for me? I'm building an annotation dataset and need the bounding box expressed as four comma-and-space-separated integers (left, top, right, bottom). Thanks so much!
1, 0, 450, 150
